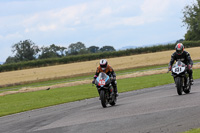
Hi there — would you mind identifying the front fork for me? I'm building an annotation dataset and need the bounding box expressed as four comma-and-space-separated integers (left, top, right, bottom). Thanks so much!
173, 76, 183, 86
173, 75, 188, 89
97, 87, 112, 99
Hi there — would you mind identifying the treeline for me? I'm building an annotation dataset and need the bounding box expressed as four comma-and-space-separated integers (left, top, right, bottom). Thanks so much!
5, 40, 116, 64
0, 40, 200, 72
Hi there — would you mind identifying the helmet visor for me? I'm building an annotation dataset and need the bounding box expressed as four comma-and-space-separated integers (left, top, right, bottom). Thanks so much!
100, 64, 107, 69
176, 49, 182, 54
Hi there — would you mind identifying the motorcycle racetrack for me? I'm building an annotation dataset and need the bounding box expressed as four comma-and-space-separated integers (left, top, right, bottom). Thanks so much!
0, 79, 200, 133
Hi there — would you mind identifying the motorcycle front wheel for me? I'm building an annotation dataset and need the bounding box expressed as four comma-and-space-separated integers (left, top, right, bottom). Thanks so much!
100, 90, 108, 108
176, 77, 183, 95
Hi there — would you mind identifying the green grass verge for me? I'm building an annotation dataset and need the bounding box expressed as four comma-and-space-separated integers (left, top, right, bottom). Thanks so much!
0, 64, 170, 92
0, 75, 92, 92
1, 60, 200, 92
182, 128, 200, 133
0, 68, 199, 117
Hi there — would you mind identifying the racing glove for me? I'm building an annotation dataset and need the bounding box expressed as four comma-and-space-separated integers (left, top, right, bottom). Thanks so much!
188, 64, 192, 70
92, 79, 95, 84
168, 65, 172, 71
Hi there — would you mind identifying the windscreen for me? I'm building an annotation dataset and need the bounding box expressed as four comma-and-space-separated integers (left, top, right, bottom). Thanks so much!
98, 72, 108, 80
177, 60, 182, 66
175, 60, 185, 67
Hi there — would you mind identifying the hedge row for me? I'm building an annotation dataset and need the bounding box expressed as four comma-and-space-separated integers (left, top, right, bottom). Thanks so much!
1, 41, 200, 72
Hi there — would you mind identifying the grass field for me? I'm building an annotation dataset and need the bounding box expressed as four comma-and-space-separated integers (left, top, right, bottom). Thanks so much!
0, 68, 200, 117
182, 128, 200, 133
0, 63, 170, 92
0, 47, 200, 87
1, 61, 199, 96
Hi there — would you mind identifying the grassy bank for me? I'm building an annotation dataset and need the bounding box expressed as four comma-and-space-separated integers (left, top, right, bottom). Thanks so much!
1, 60, 200, 93
182, 128, 200, 133
0, 68, 200, 117
0, 63, 169, 92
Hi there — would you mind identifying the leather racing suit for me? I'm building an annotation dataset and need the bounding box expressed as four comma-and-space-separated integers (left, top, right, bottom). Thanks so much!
169, 51, 193, 81
93, 65, 118, 95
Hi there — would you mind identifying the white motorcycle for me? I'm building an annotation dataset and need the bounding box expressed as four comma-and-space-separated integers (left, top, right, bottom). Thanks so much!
171, 60, 191, 95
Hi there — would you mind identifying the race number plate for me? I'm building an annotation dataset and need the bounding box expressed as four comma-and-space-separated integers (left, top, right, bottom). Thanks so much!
98, 79, 106, 86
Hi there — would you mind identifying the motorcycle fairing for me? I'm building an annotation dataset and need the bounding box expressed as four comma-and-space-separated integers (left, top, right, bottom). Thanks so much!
96, 73, 110, 87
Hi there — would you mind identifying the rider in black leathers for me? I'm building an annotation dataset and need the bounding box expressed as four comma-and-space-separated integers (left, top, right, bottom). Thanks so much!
168, 43, 193, 84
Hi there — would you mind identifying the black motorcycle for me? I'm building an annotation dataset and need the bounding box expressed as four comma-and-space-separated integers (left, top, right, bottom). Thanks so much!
171, 60, 191, 95
94, 72, 117, 108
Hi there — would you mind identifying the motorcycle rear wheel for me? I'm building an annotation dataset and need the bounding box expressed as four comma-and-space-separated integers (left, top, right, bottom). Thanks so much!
184, 77, 191, 94
110, 94, 116, 106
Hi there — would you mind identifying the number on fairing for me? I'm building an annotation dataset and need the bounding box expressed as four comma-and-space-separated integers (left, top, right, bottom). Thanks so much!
175, 67, 182, 72
99, 80, 105, 85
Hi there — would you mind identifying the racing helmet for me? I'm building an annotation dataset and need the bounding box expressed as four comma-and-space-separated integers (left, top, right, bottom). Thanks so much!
100, 59, 107, 71
175, 43, 184, 55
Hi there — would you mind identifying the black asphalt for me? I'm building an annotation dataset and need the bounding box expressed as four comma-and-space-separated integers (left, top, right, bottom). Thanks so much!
0, 79, 200, 133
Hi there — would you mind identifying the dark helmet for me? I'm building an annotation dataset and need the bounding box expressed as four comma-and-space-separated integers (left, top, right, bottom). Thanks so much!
175, 43, 184, 55
100, 59, 107, 71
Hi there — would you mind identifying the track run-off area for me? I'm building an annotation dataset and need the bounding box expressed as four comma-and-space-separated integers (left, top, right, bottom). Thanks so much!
0, 79, 200, 133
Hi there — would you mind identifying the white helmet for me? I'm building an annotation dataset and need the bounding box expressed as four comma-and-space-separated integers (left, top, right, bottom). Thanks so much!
100, 59, 107, 71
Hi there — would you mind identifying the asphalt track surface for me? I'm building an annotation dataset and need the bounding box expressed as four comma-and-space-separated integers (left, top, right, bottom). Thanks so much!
1, 79, 200, 133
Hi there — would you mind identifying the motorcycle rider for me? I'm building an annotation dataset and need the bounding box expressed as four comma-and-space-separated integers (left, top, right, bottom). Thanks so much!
168, 43, 193, 84
92, 59, 118, 97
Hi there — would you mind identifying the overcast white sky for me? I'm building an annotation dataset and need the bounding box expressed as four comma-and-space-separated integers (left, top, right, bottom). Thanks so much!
0, 0, 195, 62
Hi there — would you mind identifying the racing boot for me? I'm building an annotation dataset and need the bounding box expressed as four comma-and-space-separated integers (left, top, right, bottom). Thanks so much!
190, 78, 194, 85
189, 75, 194, 85
113, 86, 119, 97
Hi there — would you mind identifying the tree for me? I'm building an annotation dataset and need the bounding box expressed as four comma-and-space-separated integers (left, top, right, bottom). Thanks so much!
39, 44, 67, 59
68, 42, 86, 55
100, 46, 116, 52
59, 46, 68, 56
88, 46, 99, 53
39, 46, 58, 59
11, 39, 39, 62
4, 56, 18, 64
176, 39, 184, 44
183, 0, 200, 40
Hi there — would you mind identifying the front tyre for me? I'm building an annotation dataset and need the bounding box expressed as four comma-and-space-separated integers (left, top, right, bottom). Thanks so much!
176, 77, 183, 95
100, 90, 108, 108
